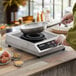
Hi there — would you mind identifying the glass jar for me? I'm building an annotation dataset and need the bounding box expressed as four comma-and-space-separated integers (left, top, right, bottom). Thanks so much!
0, 24, 7, 51
0, 31, 2, 51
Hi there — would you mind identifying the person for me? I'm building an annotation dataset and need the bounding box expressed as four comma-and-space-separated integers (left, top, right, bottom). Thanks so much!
62, 13, 73, 24
57, 3, 76, 50
17, 0, 28, 20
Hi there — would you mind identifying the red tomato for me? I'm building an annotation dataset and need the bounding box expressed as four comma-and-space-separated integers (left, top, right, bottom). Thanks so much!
2, 51, 10, 57
1, 56, 9, 63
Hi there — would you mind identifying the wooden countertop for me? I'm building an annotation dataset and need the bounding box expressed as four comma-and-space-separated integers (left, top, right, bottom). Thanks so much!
0, 34, 76, 76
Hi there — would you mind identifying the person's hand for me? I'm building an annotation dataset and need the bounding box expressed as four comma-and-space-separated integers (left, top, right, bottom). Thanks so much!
56, 35, 66, 44
62, 39, 69, 46
61, 13, 73, 24
56, 35, 69, 46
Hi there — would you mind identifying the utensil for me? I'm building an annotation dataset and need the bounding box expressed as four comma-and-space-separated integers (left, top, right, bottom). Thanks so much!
60, 19, 72, 27
20, 22, 47, 34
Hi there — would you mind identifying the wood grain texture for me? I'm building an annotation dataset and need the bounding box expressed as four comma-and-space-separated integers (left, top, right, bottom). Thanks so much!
1, 47, 76, 76
31, 60, 76, 76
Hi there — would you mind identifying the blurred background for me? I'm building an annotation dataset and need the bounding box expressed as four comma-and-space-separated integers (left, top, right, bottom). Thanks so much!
0, 0, 76, 24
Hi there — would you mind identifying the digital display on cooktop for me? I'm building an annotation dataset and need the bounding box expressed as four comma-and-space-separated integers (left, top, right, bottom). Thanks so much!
37, 40, 57, 50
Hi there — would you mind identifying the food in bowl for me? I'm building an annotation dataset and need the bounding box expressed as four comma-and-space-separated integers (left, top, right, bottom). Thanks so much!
12, 52, 21, 60
14, 60, 24, 67
0, 51, 11, 64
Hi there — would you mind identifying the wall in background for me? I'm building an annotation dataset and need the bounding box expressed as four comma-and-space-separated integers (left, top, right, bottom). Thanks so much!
0, 0, 6, 23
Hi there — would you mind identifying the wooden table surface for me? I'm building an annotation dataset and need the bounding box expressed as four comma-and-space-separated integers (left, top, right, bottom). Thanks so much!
0, 32, 76, 76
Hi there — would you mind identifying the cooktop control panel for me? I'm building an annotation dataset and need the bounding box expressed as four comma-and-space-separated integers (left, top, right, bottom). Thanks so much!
37, 40, 58, 50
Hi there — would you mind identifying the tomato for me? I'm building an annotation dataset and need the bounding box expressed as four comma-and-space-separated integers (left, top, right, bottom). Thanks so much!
1, 56, 9, 63
0, 51, 11, 63
2, 51, 10, 57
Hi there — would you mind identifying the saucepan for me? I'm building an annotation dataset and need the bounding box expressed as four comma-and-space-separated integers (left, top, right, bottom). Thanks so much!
20, 22, 48, 34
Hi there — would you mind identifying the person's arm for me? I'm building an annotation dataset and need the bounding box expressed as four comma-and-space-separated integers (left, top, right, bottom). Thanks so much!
61, 13, 73, 24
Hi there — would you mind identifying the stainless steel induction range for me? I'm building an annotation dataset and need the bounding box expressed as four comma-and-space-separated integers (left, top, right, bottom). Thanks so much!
6, 30, 65, 57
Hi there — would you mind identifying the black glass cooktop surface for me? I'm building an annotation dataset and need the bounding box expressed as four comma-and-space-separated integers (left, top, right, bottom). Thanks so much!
20, 33, 46, 43
13, 31, 57, 43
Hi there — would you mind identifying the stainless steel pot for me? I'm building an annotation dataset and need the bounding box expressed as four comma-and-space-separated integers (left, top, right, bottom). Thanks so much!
20, 22, 47, 34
